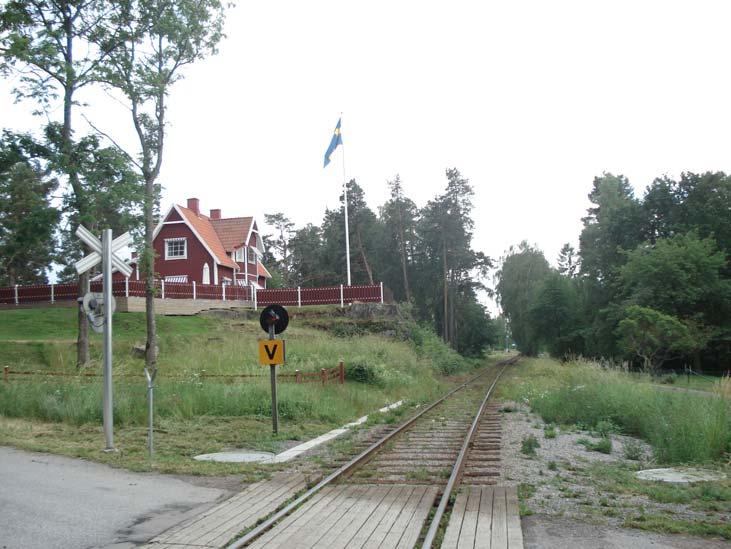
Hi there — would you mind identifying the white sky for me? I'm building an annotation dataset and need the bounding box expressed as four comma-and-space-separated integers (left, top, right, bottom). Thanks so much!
3, 0, 731, 301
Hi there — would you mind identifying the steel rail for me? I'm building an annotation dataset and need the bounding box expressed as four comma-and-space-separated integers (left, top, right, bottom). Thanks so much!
227, 358, 513, 548
421, 358, 513, 548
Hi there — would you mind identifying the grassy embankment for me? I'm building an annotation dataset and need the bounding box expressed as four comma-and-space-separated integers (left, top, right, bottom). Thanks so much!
0, 306, 489, 476
498, 357, 731, 539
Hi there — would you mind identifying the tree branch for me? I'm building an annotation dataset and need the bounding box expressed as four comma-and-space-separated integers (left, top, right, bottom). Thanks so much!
81, 113, 141, 170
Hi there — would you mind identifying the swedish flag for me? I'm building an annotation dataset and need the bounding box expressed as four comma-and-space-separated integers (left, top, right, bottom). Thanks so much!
323, 118, 343, 168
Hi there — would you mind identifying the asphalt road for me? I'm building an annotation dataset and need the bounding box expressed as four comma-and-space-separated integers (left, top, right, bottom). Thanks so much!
0, 446, 228, 549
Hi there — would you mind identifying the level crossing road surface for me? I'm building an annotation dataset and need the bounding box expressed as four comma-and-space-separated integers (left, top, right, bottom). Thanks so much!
0, 446, 227, 549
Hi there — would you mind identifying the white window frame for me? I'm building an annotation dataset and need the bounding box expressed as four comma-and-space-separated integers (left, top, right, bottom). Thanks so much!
248, 245, 257, 264
165, 237, 187, 260
234, 248, 245, 262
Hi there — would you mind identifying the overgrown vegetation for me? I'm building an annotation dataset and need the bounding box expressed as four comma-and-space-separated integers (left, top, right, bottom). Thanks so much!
501, 358, 731, 464
0, 307, 491, 473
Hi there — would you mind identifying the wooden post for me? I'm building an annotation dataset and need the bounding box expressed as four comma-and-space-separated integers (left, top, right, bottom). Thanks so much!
193, 281, 196, 300
380, 281, 384, 304
339, 360, 345, 384
161, 279, 165, 300
222, 283, 226, 301
3, 366, 8, 383
297, 286, 301, 308
340, 284, 344, 308
50, 283, 54, 303
125, 277, 129, 298
321, 368, 327, 386
296, 369, 302, 384
14, 285, 18, 305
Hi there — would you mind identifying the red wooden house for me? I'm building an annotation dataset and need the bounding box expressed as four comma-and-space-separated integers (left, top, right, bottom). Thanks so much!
144, 198, 271, 288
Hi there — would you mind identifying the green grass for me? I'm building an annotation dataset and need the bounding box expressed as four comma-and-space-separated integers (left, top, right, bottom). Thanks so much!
499, 358, 731, 464
577, 437, 612, 454
0, 306, 490, 474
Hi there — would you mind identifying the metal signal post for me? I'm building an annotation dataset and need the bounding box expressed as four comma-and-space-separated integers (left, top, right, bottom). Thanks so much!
259, 304, 289, 435
102, 229, 114, 449
268, 322, 279, 434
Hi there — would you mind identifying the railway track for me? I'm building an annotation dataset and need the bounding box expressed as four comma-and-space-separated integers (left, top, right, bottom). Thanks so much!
229, 354, 520, 549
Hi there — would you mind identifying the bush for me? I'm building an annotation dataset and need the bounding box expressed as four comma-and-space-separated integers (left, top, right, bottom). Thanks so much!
594, 419, 620, 437
344, 359, 387, 386
521, 435, 540, 456
623, 438, 645, 460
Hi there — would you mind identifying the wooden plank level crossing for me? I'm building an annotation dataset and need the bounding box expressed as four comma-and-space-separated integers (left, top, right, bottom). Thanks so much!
143, 472, 308, 548
247, 484, 439, 549
441, 486, 523, 549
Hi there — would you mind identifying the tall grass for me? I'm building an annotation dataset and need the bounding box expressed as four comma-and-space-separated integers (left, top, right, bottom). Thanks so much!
0, 377, 436, 427
0, 308, 478, 429
504, 358, 731, 464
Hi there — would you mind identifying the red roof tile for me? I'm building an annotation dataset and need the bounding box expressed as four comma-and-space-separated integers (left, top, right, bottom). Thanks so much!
177, 206, 238, 269
210, 217, 253, 251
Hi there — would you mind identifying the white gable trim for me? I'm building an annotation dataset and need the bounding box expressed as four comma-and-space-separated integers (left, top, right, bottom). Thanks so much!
154, 204, 223, 267
247, 218, 264, 253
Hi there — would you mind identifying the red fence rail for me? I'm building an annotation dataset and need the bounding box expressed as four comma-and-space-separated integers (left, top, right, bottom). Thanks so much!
0, 281, 384, 308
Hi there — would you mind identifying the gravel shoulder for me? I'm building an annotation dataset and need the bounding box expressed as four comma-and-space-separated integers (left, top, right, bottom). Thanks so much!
498, 402, 730, 547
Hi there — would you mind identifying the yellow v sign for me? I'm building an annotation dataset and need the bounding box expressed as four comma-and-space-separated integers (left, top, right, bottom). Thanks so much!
258, 339, 286, 365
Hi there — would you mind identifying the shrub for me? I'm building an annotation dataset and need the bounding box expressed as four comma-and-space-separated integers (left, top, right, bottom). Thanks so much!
344, 359, 386, 386
544, 425, 557, 439
594, 419, 620, 437
623, 438, 645, 460
521, 435, 540, 456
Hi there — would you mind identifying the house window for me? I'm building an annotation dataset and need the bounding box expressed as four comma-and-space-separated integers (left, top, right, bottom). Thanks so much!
248, 246, 257, 264
234, 248, 245, 262
165, 238, 187, 260
202, 263, 210, 285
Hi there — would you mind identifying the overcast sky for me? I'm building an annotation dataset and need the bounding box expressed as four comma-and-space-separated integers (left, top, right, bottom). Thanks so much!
3, 0, 731, 297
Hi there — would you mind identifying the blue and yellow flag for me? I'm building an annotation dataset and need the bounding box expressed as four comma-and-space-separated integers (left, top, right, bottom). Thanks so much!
323, 118, 343, 168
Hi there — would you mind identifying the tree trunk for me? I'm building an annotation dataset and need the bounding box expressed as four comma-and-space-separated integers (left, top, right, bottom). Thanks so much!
144, 176, 158, 371
60, 11, 90, 367
355, 225, 374, 285
396, 206, 411, 301
442, 234, 449, 344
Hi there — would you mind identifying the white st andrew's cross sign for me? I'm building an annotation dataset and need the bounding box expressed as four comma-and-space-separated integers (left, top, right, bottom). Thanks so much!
74, 226, 134, 277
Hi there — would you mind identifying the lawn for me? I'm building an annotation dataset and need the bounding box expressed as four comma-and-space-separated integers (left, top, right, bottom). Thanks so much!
0, 307, 489, 475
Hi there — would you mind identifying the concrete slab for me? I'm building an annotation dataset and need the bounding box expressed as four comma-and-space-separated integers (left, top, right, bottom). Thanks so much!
194, 400, 403, 464
194, 450, 276, 463
635, 467, 727, 483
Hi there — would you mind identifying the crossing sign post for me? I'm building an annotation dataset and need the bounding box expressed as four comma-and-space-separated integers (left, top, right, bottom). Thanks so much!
75, 227, 132, 451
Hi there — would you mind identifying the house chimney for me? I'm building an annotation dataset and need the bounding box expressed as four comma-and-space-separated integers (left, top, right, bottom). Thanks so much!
187, 198, 200, 215
210, 209, 221, 220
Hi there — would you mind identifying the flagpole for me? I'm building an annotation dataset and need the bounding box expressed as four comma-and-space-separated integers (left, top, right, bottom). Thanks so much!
341, 113, 351, 286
